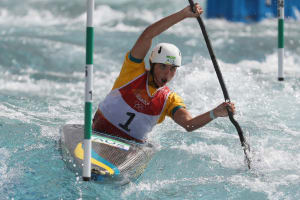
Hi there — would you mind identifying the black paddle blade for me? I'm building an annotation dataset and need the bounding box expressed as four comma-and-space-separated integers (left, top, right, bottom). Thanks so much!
243, 142, 251, 169
228, 108, 252, 169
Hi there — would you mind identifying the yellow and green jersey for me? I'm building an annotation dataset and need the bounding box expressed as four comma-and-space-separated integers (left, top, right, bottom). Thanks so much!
112, 52, 186, 123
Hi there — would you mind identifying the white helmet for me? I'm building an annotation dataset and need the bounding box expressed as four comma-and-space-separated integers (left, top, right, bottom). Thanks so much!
149, 43, 182, 67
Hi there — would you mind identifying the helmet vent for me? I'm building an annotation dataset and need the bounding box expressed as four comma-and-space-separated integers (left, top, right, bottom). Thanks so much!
158, 46, 162, 54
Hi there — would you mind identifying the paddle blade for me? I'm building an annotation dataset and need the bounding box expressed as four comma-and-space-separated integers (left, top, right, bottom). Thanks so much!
242, 141, 251, 169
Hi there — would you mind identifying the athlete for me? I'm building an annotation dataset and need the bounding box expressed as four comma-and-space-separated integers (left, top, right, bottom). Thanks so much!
92, 3, 235, 143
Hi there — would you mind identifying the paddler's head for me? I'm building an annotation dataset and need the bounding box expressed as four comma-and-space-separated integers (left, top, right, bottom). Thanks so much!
149, 43, 181, 88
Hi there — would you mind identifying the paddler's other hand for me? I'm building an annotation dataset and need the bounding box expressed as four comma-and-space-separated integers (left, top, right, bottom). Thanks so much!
213, 102, 236, 118
181, 3, 203, 18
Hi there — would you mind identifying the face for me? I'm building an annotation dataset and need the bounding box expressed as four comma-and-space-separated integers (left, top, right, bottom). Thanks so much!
153, 63, 177, 87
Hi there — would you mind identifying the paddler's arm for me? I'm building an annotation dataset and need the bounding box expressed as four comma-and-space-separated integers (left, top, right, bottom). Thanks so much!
173, 102, 235, 132
130, 4, 203, 60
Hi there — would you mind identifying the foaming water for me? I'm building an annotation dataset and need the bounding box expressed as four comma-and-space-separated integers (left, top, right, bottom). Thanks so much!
1, 0, 300, 199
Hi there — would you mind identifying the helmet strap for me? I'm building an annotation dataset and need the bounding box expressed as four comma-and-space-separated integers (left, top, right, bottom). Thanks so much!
149, 61, 155, 77
148, 62, 159, 88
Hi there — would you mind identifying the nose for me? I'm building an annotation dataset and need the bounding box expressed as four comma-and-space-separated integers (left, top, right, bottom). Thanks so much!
164, 66, 172, 75
164, 66, 175, 81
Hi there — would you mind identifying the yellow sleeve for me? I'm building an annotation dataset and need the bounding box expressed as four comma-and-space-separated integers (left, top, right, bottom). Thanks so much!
112, 52, 146, 90
157, 92, 186, 124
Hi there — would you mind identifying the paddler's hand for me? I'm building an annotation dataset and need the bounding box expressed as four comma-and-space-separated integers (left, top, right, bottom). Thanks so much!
181, 3, 203, 18
212, 102, 236, 118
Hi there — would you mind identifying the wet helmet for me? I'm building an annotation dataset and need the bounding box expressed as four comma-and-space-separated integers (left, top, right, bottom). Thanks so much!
149, 43, 182, 67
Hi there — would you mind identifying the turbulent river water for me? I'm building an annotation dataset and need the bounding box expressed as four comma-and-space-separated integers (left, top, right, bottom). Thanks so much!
1, 0, 300, 199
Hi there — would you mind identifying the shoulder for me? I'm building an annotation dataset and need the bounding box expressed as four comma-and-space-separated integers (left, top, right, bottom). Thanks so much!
166, 91, 186, 117
123, 51, 145, 68
128, 51, 143, 63
120, 51, 146, 74
112, 52, 146, 90
167, 91, 184, 103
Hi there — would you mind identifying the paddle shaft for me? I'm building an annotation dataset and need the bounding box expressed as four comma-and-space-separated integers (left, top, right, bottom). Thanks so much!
188, 0, 250, 168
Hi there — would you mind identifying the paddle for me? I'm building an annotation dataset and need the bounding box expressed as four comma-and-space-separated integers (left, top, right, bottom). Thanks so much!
188, 0, 251, 169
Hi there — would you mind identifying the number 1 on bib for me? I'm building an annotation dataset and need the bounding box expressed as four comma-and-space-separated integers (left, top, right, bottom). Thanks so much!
119, 112, 135, 132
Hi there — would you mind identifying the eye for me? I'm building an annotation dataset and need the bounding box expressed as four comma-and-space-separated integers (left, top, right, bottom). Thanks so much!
160, 64, 167, 70
170, 66, 177, 72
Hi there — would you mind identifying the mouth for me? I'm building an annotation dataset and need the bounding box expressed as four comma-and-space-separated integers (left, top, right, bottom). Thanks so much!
153, 76, 167, 88
158, 78, 167, 87
161, 79, 167, 84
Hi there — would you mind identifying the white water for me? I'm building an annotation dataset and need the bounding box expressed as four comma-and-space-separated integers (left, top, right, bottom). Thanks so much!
0, 0, 300, 199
